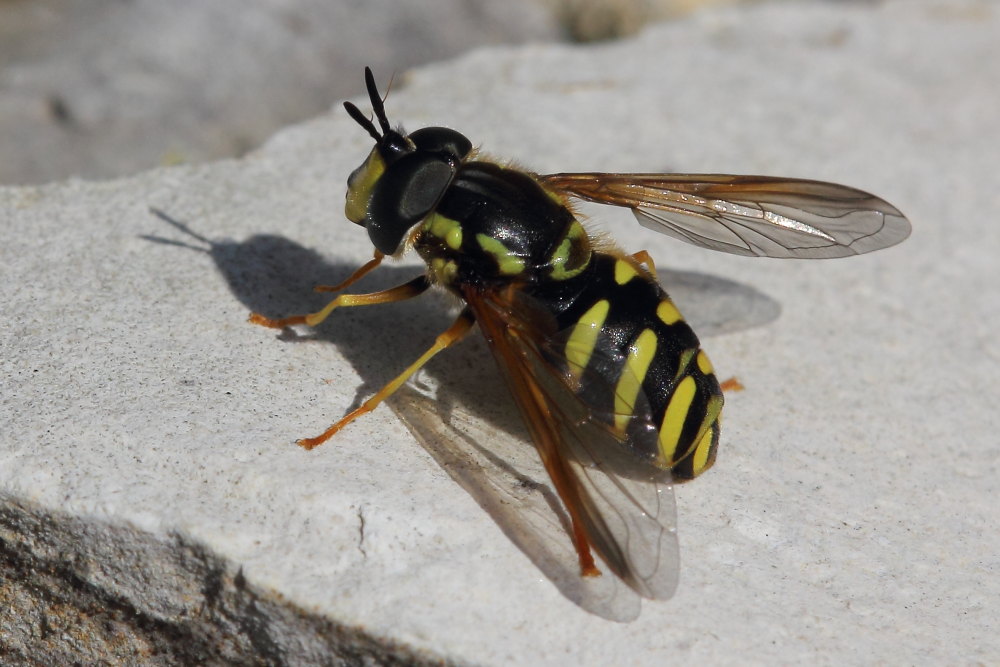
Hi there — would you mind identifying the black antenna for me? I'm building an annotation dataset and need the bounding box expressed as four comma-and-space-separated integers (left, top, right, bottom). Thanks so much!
343, 100, 381, 141
364, 66, 392, 136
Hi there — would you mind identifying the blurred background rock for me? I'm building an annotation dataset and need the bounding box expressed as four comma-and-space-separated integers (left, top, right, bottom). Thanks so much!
0, 0, 833, 185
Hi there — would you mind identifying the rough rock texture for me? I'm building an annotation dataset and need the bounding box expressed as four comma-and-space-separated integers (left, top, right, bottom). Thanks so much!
2, 0, 998, 663
0, 0, 559, 185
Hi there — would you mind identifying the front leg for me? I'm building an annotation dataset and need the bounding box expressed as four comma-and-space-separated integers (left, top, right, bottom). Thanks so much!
249, 275, 430, 329
297, 307, 476, 450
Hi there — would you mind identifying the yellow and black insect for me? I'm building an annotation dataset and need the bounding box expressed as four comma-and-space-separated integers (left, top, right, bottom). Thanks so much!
251, 68, 909, 601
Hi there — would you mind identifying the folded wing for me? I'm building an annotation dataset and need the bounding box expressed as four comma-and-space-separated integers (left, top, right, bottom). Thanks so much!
541, 172, 910, 258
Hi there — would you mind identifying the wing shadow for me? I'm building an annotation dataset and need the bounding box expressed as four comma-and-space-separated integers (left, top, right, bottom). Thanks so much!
143, 208, 780, 618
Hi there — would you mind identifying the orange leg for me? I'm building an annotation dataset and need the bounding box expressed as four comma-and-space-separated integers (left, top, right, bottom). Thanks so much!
529, 384, 601, 577
630, 250, 657, 279
298, 308, 476, 450
249, 275, 429, 329
314, 250, 384, 293
720, 377, 745, 392
571, 514, 601, 578
503, 324, 602, 578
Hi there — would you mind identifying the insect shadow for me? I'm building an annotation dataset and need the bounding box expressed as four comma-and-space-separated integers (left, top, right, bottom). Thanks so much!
142, 208, 457, 410
143, 207, 780, 423
143, 208, 780, 619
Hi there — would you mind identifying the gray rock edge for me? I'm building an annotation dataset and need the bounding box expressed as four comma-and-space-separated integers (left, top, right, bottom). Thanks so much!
0, 495, 449, 665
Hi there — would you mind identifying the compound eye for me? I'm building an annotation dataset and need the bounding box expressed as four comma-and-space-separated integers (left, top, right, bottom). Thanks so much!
367, 153, 457, 254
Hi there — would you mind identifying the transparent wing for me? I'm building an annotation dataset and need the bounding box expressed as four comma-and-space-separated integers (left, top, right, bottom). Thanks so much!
465, 288, 680, 601
540, 172, 911, 258
390, 381, 645, 622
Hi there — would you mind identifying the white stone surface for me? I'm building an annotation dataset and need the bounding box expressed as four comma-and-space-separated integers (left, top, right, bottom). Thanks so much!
2, 0, 998, 662
0, 0, 558, 185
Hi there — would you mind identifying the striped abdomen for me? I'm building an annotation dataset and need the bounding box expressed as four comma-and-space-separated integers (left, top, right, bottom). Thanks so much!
528, 252, 723, 479
415, 162, 723, 478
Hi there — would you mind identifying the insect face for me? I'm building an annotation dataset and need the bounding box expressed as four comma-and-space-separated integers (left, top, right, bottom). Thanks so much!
344, 69, 472, 255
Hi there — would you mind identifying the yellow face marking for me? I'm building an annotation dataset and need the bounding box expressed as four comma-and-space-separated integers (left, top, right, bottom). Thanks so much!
476, 233, 525, 275
565, 299, 610, 380
613, 328, 658, 433
697, 349, 714, 375
345, 150, 386, 223
657, 299, 682, 326
658, 375, 697, 463
614, 259, 639, 285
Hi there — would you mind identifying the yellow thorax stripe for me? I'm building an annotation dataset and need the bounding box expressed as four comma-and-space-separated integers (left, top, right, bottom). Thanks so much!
548, 220, 590, 281
425, 213, 463, 251
475, 234, 525, 275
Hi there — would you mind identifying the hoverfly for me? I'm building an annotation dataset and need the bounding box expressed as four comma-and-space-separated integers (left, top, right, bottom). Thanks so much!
250, 67, 909, 604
